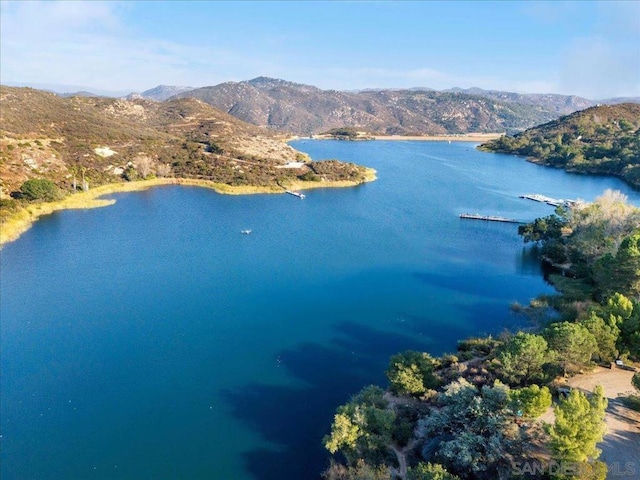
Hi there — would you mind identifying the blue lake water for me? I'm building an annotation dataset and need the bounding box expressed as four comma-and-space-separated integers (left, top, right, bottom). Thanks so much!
1, 140, 638, 479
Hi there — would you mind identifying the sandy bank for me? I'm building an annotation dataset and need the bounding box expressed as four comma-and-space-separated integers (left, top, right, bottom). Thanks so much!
288, 133, 503, 143
372, 133, 503, 142
0, 171, 377, 247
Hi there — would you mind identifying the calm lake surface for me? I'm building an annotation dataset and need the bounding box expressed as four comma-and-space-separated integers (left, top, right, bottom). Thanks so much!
1, 140, 638, 479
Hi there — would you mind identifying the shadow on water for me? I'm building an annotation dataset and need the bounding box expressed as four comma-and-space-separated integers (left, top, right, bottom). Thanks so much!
411, 270, 529, 300
386, 311, 470, 352
222, 321, 433, 480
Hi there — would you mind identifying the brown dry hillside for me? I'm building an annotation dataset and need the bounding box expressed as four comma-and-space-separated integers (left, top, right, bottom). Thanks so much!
0, 86, 371, 199
171, 76, 574, 136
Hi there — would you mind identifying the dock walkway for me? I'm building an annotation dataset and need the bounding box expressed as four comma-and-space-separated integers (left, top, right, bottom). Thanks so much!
285, 190, 306, 199
519, 194, 579, 207
459, 213, 522, 224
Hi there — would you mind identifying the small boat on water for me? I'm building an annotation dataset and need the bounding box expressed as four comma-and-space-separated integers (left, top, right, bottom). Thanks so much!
285, 190, 306, 199
241, 229, 252, 234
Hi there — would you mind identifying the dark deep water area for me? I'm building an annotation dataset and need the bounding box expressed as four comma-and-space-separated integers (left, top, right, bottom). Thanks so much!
2, 140, 638, 479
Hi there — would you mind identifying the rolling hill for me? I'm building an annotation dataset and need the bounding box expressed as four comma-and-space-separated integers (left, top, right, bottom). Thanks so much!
0, 86, 372, 200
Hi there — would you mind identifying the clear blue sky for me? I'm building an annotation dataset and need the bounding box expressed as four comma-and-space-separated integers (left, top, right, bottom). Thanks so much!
1, 0, 638, 98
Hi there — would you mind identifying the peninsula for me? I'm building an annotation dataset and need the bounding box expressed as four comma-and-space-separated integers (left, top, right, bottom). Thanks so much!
0, 86, 375, 245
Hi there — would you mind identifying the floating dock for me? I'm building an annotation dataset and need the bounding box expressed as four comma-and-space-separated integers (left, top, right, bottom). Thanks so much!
459, 213, 522, 224
285, 190, 306, 199
519, 194, 578, 207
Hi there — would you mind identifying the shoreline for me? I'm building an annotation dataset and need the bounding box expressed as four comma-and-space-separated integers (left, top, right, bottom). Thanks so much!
289, 133, 503, 142
373, 133, 503, 142
0, 172, 376, 247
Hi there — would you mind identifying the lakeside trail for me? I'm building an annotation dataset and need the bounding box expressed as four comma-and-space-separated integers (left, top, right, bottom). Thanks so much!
0, 171, 376, 247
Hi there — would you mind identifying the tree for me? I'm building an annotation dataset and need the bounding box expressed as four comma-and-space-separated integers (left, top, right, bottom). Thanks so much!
323, 459, 392, 480
632, 372, 640, 393
593, 233, 640, 299
615, 297, 640, 360
518, 213, 567, 244
497, 332, 549, 385
582, 312, 619, 362
386, 351, 440, 396
545, 322, 597, 376
325, 411, 361, 455
69, 165, 78, 191
156, 163, 172, 177
324, 386, 396, 466
80, 166, 89, 191
417, 379, 528, 479
547, 386, 607, 463
123, 165, 140, 181
19, 179, 63, 202
610, 233, 640, 299
509, 385, 552, 418
606, 292, 634, 320
567, 190, 640, 267
136, 156, 154, 178
407, 462, 461, 480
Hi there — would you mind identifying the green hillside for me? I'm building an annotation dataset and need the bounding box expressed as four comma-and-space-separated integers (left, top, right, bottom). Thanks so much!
479, 103, 640, 187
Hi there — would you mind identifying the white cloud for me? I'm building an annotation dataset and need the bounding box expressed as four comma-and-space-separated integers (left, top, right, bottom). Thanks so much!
0, 1, 249, 91
1, 0, 123, 39
518, 1, 640, 98
559, 36, 640, 99
1, 0, 637, 98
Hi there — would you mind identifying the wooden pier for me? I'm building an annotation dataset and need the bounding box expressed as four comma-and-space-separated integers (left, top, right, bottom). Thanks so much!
459, 213, 522, 224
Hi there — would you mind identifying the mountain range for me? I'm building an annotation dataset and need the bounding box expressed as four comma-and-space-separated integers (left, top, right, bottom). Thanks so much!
163, 78, 640, 136
167, 77, 564, 135
17, 78, 638, 137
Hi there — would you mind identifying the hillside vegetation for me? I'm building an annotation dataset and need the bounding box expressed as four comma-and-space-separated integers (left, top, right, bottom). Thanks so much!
443, 87, 596, 113
479, 103, 640, 187
0, 86, 372, 197
170, 77, 566, 136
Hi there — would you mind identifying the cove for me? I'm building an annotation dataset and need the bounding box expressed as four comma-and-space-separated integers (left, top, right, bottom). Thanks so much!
1, 140, 638, 480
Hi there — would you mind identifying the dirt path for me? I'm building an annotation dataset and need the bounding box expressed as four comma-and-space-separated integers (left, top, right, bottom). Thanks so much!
565, 367, 639, 477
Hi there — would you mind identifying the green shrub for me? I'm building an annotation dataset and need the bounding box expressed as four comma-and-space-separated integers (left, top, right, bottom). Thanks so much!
19, 179, 64, 202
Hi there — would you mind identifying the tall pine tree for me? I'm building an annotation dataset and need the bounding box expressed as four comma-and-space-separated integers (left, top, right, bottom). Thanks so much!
547, 386, 607, 463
